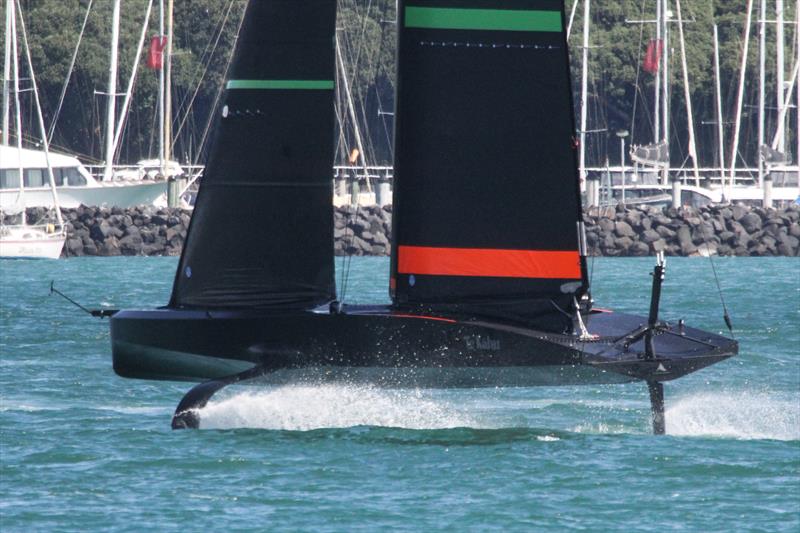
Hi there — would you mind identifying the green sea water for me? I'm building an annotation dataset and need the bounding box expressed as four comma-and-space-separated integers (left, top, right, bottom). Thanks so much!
1, 256, 798, 531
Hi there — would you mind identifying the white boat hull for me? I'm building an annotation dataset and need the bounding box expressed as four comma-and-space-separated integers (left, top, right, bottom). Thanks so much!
0, 181, 166, 209
0, 227, 65, 259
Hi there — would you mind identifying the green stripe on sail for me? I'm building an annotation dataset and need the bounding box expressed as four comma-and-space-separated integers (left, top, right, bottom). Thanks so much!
226, 80, 335, 90
404, 7, 562, 33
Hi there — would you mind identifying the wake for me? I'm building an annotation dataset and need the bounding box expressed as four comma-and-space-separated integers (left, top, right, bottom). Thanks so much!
196, 385, 799, 441
199, 385, 481, 430
666, 391, 800, 441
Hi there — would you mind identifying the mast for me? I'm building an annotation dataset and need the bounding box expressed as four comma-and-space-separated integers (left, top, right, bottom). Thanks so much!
103, 0, 121, 182
111, 0, 153, 162
159, 0, 165, 175
661, 0, 670, 185
675, 0, 698, 181
776, 0, 785, 154
17, 0, 64, 228
164, 0, 174, 170
713, 24, 725, 171
730, 0, 754, 198
335, 32, 372, 196
2, 0, 11, 146
164, 0, 177, 206
579, 0, 590, 189
654, 0, 661, 144
758, 0, 766, 188
10, 0, 24, 218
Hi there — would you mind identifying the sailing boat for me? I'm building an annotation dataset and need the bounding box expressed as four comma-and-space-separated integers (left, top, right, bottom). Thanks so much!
109, 0, 737, 433
0, 0, 66, 259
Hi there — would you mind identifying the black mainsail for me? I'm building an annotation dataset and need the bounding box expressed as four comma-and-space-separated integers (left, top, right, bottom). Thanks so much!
170, 0, 338, 310
391, 0, 588, 328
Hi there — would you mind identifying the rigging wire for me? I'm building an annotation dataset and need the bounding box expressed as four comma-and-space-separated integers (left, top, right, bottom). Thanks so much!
173, 0, 238, 149
700, 231, 735, 337
192, 3, 246, 167
47, 0, 93, 144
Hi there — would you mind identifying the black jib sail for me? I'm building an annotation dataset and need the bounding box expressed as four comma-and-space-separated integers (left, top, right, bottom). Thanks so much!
170, 0, 338, 310
391, 0, 588, 327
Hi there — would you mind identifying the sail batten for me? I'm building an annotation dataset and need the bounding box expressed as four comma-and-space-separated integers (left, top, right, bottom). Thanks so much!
391, 0, 587, 328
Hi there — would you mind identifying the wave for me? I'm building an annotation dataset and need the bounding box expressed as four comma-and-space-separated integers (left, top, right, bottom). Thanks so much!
199, 384, 481, 431
195, 385, 799, 441
666, 391, 800, 441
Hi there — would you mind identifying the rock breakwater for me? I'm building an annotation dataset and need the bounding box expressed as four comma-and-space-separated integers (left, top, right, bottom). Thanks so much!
3, 203, 798, 258
583, 204, 800, 257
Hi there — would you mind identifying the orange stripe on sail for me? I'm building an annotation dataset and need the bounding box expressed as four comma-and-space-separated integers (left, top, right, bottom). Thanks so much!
397, 246, 582, 280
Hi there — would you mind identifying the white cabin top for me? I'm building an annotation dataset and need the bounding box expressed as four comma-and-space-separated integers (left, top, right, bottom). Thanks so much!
1, 145, 93, 172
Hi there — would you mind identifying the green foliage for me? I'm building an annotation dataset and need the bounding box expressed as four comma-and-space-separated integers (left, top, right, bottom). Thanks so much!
3, 0, 796, 167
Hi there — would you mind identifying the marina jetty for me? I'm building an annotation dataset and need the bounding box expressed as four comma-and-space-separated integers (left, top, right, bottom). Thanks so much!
2, 203, 798, 258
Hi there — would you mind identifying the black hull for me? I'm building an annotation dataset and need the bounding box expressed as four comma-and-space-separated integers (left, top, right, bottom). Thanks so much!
111, 306, 736, 387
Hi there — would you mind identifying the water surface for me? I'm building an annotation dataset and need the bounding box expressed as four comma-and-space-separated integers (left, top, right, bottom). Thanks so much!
1, 257, 798, 531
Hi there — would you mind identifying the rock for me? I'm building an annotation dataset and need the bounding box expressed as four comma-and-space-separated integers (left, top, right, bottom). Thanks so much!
598, 218, 615, 233
66, 238, 84, 256
732, 205, 748, 221
89, 221, 109, 242
100, 236, 121, 256
629, 241, 649, 256
83, 241, 98, 256
676, 226, 696, 255
691, 221, 715, 244
656, 225, 676, 240
372, 232, 390, 247
651, 238, 668, 253
614, 220, 635, 238
119, 234, 143, 255
141, 242, 166, 255
718, 231, 735, 244
740, 212, 763, 233
124, 225, 141, 238
641, 229, 661, 244
615, 236, 633, 250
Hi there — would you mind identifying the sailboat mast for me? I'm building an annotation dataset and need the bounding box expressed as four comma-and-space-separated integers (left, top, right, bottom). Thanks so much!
103, 0, 121, 182
111, 0, 153, 161
730, 0, 754, 198
661, 0, 670, 186
164, 0, 174, 169
758, 0, 766, 188
2, 0, 11, 146
159, 0, 165, 175
713, 24, 726, 171
675, 0, 698, 181
17, 1, 64, 228
578, 0, 590, 188
335, 32, 372, 195
776, 0, 786, 154
10, 0, 24, 216
654, 0, 661, 143
661, 0, 669, 145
